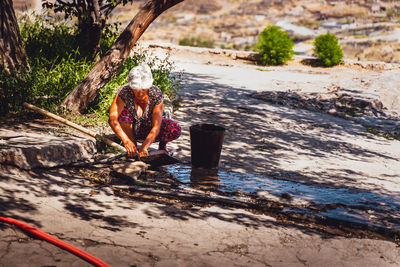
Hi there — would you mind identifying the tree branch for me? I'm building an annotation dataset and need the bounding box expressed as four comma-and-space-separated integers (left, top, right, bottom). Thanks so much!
55, 0, 75, 8
61, 0, 184, 113
101, 0, 125, 18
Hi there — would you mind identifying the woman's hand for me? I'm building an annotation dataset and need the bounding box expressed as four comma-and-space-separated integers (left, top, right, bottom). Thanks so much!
109, 94, 138, 157
123, 139, 137, 157
138, 147, 149, 158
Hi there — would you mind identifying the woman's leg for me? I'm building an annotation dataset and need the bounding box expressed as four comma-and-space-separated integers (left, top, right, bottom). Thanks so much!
158, 141, 167, 151
156, 118, 181, 150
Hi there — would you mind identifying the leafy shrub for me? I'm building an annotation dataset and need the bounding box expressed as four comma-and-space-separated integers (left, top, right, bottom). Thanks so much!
179, 37, 215, 48
29, 53, 94, 109
1, 16, 92, 114
99, 22, 121, 56
220, 43, 241, 50
256, 25, 294, 65
12, 16, 93, 111
21, 14, 120, 60
20, 15, 79, 62
313, 33, 343, 67
0, 66, 29, 114
0, 51, 93, 114
386, 8, 400, 19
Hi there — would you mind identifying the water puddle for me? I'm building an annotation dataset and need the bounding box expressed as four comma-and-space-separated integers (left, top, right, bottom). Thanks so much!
167, 165, 400, 232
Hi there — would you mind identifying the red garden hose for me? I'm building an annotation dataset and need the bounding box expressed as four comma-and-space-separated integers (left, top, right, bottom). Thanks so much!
0, 216, 110, 267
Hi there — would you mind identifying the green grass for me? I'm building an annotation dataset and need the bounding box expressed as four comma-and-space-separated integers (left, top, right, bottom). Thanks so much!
365, 126, 397, 140
256, 67, 270, 72
179, 36, 215, 48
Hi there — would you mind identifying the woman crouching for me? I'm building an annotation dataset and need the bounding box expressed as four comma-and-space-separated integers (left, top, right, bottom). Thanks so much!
109, 63, 181, 158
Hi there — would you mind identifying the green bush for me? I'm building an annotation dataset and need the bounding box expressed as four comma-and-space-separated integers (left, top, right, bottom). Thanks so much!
256, 25, 294, 65
99, 22, 121, 56
1, 16, 92, 114
313, 33, 343, 67
0, 51, 93, 114
179, 37, 215, 48
20, 15, 79, 63
0, 65, 29, 114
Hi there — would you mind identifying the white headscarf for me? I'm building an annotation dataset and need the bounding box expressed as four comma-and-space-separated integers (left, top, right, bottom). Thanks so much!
128, 63, 154, 90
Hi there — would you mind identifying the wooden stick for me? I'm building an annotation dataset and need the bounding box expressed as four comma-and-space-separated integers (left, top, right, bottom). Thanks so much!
23, 102, 126, 152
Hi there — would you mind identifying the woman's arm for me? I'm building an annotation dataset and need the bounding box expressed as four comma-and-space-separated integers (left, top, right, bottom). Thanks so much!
109, 94, 137, 156
138, 102, 163, 157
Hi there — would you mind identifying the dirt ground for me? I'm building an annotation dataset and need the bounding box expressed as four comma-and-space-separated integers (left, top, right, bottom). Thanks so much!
1, 43, 400, 266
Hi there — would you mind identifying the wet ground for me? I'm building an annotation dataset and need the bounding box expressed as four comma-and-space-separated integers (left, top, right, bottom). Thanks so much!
167, 164, 400, 234
89, 161, 397, 244
69, 150, 399, 244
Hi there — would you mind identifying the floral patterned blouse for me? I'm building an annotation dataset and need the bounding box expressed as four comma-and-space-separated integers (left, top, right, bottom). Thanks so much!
117, 84, 163, 136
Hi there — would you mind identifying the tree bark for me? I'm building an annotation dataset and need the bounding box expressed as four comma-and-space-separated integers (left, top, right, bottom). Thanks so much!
77, 0, 105, 59
0, 0, 27, 73
62, 0, 184, 113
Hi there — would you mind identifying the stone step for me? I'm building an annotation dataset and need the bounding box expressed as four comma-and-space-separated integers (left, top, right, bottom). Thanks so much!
0, 129, 97, 170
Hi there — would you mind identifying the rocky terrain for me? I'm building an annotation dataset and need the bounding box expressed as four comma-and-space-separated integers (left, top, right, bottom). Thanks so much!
112, 0, 400, 63
15, 0, 400, 63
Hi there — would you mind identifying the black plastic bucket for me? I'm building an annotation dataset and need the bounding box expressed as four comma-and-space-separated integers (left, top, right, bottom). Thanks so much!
190, 124, 225, 168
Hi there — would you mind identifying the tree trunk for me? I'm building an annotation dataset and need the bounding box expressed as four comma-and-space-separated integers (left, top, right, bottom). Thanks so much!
77, 0, 105, 59
0, 0, 27, 73
62, 0, 184, 113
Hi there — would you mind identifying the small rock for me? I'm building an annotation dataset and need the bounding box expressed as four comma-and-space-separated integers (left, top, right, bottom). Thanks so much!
111, 161, 149, 181
328, 108, 337, 114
